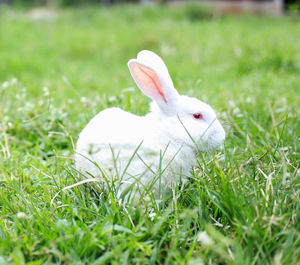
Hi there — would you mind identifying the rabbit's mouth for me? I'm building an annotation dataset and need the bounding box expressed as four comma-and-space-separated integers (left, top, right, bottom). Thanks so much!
202, 140, 224, 152
194, 128, 225, 152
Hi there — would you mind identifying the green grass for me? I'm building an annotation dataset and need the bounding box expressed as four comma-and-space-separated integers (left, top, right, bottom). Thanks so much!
0, 5, 299, 265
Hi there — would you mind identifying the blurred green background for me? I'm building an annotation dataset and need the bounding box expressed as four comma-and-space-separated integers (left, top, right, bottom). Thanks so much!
0, 2, 299, 264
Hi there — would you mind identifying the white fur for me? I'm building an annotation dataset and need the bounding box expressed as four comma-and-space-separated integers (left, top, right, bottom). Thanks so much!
75, 50, 225, 197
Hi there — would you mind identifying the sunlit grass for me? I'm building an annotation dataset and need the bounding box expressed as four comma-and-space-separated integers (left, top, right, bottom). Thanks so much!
0, 5, 299, 264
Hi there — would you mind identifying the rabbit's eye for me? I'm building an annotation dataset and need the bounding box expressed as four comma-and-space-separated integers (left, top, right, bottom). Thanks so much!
193, 113, 203, 120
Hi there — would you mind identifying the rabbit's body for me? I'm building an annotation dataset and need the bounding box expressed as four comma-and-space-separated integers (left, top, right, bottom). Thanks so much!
75, 107, 196, 192
75, 50, 225, 198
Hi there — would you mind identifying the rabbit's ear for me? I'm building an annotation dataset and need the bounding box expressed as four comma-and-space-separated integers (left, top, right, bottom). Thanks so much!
137, 50, 171, 81
128, 52, 179, 113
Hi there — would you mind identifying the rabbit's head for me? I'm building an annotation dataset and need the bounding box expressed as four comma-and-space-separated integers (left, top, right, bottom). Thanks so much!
128, 50, 225, 152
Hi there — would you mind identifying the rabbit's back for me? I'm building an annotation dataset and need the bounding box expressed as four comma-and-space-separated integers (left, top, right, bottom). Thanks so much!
75, 108, 158, 178
78, 108, 144, 143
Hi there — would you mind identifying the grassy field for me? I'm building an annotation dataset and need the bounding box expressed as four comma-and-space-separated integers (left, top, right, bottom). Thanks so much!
0, 5, 299, 265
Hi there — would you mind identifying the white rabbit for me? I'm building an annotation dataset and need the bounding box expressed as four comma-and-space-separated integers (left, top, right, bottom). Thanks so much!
75, 50, 225, 199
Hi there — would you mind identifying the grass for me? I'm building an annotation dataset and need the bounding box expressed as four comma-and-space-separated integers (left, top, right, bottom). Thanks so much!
0, 4, 299, 264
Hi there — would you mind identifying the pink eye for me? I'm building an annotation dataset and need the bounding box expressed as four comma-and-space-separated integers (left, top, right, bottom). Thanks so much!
193, 113, 203, 120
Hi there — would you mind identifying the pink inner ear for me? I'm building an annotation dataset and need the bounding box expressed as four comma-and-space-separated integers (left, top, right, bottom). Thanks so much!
131, 62, 167, 103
